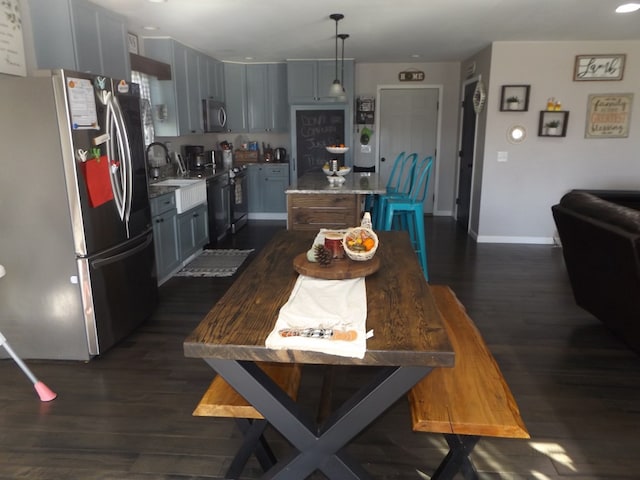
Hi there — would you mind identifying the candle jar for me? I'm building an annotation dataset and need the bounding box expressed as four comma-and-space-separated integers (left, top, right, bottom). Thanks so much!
324, 233, 345, 259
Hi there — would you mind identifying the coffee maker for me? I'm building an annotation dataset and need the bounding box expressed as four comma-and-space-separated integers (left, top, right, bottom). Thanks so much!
182, 145, 205, 171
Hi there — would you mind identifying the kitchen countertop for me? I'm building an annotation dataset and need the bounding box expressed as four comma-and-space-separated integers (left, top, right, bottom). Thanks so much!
147, 168, 229, 199
286, 172, 386, 195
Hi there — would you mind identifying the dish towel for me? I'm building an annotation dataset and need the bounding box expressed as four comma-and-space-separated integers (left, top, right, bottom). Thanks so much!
265, 274, 367, 358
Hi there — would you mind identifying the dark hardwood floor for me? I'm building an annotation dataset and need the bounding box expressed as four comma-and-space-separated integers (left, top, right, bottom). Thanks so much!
1, 217, 639, 479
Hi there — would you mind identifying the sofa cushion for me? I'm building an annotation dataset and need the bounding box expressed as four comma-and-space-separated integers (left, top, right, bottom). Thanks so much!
560, 191, 640, 234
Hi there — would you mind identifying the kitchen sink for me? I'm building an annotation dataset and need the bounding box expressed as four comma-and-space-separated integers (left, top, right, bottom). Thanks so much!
153, 178, 206, 213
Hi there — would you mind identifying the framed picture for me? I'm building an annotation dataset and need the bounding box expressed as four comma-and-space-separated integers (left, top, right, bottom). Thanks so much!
500, 85, 530, 112
585, 93, 633, 138
127, 33, 139, 55
574, 54, 625, 81
538, 111, 569, 137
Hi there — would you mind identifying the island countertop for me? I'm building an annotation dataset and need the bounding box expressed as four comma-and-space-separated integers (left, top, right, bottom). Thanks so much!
286, 172, 386, 195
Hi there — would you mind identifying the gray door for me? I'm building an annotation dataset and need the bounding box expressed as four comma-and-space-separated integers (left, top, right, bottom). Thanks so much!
378, 87, 439, 213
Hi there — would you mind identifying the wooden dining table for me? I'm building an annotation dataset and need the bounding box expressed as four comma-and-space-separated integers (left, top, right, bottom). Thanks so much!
184, 229, 455, 479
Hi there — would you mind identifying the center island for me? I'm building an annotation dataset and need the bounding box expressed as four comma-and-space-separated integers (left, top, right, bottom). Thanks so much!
286, 172, 386, 230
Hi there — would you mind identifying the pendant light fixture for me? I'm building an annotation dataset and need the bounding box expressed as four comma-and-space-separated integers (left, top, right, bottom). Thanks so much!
329, 13, 344, 97
338, 33, 349, 100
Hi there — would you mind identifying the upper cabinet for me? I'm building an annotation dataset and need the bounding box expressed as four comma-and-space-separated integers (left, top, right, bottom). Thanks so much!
144, 38, 224, 136
223, 63, 248, 133
246, 63, 289, 133
223, 63, 288, 133
287, 60, 354, 105
29, 0, 131, 80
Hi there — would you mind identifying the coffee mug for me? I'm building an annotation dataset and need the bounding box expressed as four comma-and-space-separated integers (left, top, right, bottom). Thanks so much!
324, 233, 345, 259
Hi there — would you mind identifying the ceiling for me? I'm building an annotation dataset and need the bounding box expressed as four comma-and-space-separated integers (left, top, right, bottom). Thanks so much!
90, 0, 639, 63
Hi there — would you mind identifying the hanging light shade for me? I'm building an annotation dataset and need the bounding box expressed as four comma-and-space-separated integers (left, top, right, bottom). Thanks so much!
338, 33, 349, 100
329, 14, 344, 97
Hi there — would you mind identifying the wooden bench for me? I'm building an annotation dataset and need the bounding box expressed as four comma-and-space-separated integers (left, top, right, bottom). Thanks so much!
408, 285, 530, 479
193, 362, 302, 479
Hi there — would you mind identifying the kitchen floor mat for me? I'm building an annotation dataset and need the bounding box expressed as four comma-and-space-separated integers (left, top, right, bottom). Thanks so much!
174, 249, 254, 278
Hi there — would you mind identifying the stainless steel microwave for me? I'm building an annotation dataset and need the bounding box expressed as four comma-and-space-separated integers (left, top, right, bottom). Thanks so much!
202, 98, 227, 132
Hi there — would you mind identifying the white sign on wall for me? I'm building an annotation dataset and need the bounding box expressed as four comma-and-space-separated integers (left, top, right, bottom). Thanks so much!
0, 0, 26, 77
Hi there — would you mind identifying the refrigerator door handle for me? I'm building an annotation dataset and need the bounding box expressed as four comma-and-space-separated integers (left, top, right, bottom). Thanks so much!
91, 233, 153, 270
111, 95, 133, 232
104, 92, 125, 222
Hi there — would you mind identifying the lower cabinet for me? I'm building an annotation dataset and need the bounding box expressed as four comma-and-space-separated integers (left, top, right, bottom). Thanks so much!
151, 192, 208, 284
287, 193, 359, 231
247, 163, 289, 214
178, 204, 209, 260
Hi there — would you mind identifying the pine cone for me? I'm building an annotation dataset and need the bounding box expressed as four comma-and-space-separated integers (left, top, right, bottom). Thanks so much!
314, 244, 332, 267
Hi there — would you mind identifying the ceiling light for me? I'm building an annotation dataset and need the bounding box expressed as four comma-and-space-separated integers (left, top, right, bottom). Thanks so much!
147, 0, 167, 3
616, 3, 640, 12
329, 14, 344, 98
143, 26, 158, 31
410, 54, 421, 59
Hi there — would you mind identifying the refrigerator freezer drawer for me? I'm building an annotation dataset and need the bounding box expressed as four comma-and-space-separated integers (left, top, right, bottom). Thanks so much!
79, 231, 158, 355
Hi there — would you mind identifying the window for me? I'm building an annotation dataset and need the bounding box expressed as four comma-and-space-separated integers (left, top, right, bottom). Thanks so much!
131, 70, 155, 146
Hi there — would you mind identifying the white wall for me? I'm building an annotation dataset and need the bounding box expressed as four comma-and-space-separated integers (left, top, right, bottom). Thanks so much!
464, 40, 640, 243
355, 62, 461, 215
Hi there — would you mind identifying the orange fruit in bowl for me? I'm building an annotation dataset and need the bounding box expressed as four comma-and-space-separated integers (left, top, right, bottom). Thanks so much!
363, 238, 375, 251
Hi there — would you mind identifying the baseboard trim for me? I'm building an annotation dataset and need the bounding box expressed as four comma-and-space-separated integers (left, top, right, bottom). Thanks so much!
476, 235, 555, 245
248, 213, 287, 221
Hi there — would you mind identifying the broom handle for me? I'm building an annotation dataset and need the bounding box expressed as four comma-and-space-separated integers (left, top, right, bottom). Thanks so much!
0, 332, 38, 385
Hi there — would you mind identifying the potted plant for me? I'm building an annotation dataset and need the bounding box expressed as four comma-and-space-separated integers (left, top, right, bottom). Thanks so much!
544, 120, 560, 135
506, 96, 520, 110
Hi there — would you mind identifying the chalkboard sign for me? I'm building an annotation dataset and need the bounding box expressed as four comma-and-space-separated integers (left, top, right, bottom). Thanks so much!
295, 109, 345, 177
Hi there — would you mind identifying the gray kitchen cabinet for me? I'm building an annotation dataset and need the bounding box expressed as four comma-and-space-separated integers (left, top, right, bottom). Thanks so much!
247, 64, 288, 133
29, 0, 130, 80
223, 63, 248, 132
287, 60, 354, 104
206, 58, 225, 102
247, 163, 289, 213
178, 203, 209, 260
145, 38, 214, 135
150, 193, 180, 282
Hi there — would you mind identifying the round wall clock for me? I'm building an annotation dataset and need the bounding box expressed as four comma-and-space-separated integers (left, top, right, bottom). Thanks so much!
473, 80, 486, 114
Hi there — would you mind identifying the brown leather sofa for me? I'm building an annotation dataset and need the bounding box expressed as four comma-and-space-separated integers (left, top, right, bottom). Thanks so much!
552, 190, 640, 355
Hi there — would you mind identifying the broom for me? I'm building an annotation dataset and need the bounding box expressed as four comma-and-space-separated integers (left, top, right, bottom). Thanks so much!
0, 331, 57, 402
0, 265, 57, 402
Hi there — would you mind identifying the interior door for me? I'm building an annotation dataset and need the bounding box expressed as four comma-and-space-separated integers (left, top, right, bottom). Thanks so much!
456, 81, 477, 231
378, 87, 439, 213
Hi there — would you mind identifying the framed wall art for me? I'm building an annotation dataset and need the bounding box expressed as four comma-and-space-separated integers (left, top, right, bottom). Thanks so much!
500, 85, 530, 112
585, 93, 633, 138
127, 33, 139, 54
0, 0, 26, 76
574, 54, 625, 81
538, 111, 569, 137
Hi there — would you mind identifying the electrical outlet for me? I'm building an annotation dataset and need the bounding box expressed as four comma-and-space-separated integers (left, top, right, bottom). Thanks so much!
497, 151, 508, 162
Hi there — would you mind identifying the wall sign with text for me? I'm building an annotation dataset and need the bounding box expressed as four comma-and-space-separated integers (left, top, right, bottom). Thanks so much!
574, 54, 626, 81
398, 70, 425, 82
585, 93, 633, 139
0, 0, 26, 76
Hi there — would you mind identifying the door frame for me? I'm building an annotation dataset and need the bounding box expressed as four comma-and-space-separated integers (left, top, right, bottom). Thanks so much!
455, 75, 482, 232
374, 84, 443, 214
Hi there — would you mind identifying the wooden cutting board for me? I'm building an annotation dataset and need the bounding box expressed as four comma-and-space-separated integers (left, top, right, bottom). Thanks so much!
293, 252, 380, 280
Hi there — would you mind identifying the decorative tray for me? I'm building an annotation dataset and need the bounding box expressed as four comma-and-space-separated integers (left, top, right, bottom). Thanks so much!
293, 253, 380, 280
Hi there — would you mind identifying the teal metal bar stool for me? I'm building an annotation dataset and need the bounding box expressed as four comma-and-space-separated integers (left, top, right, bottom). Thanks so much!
382, 156, 434, 279
374, 152, 418, 230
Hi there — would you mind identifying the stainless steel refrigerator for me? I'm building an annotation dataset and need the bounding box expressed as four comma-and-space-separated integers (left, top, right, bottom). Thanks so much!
0, 70, 158, 360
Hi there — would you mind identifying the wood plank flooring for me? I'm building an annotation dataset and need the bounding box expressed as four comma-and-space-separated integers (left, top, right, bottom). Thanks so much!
1, 217, 639, 479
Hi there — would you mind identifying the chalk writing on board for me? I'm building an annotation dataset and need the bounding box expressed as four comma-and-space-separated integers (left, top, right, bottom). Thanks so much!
295, 109, 345, 176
